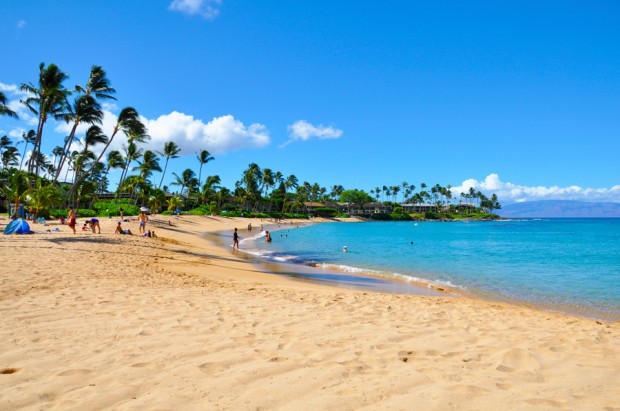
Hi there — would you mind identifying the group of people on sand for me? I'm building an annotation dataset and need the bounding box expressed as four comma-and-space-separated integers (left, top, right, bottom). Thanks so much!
65, 207, 155, 237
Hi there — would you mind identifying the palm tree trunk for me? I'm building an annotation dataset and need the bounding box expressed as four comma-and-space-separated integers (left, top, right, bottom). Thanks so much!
53, 121, 79, 184
158, 158, 169, 189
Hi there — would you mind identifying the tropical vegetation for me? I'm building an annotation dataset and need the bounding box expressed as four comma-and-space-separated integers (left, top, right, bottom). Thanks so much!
0, 62, 501, 221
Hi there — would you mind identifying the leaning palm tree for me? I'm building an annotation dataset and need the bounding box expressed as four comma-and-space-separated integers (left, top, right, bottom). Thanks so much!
196, 149, 214, 190
74, 125, 108, 181
67, 107, 147, 202
20, 62, 70, 177
76, 65, 116, 100
54, 66, 115, 183
96, 150, 124, 193
158, 141, 181, 189
0, 91, 18, 119
18, 129, 36, 170
53, 94, 103, 184
137, 150, 162, 180
79, 107, 147, 186
118, 141, 142, 193
51, 145, 64, 170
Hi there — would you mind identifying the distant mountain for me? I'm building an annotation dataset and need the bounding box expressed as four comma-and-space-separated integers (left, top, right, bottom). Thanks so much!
500, 200, 620, 218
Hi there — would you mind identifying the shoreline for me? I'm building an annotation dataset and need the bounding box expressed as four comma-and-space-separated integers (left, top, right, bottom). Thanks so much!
1, 214, 619, 409
217, 218, 620, 322
202, 223, 447, 298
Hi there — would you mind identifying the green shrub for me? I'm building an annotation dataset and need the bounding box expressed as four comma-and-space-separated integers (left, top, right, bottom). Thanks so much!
188, 206, 210, 215
209, 201, 220, 215
369, 213, 412, 221
77, 209, 97, 218
312, 207, 337, 218
50, 209, 67, 218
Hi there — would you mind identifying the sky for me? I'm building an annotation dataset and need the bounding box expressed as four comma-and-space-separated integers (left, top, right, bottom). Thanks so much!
1, 0, 619, 204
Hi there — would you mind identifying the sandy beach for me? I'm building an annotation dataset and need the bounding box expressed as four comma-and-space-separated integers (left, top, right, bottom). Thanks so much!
1, 215, 618, 410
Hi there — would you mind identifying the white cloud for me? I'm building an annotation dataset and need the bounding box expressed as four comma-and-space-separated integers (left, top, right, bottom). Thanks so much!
55, 108, 270, 158
0, 82, 37, 126
0, 83, 19, 93
144, 112, 270, 155
282, 120, 343, 147
451, 173, 620, 204
17, 20, 27, 29
168, 0, 221, 19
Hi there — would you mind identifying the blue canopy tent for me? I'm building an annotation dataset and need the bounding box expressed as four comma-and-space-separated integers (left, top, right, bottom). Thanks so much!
3, 218, 32, 235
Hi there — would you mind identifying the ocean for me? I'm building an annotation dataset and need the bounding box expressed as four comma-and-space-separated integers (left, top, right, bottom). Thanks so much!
240, 219, 620, 321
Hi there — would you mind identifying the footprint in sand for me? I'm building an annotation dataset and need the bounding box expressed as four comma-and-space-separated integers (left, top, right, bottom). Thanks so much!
450, 384, 489, 394
57, 369, 93, 376
397, 351, 414, 363
497, 348, 541, 373
198, 362, 229, 373
524, 398, 568, 408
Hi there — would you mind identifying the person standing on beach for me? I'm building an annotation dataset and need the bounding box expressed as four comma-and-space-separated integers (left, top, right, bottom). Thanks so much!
119, 207, 124, 221
67, 207, 77, 234
88, 218, 101, 234
138, 211, 148, 234
233, 228, 240, 249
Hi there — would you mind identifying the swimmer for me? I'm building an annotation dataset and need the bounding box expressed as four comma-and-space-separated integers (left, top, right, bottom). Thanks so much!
343, 246, 348, 253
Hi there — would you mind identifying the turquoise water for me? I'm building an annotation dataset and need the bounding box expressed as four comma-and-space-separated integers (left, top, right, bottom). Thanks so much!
243, 219, 620, 320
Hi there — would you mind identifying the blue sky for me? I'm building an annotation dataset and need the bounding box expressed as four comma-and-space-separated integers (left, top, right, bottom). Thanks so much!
1, 0, 619, 204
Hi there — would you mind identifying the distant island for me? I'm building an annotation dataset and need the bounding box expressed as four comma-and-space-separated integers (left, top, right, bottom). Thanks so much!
501, 200, 620, 218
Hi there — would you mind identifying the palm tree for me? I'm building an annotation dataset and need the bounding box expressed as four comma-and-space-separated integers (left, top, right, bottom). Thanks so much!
201, 175, 221, 204
401, 181, 408, 202
77, 65, 117, 100
54, 66, 115, 182
51, 146, 64, 170
20, 62, 70, 177
74, 125, 108, 180
374, 186, 381, 201
0, 91, 18, 118
171, 168, 197, 209
24, 179, 62, 219
19, 129, 36, 170
167, 195, 181, 213
2, 169, 30, 217
137, 150, 162, 181
330, 184, 344, 201
196, 149, 214, 190
53, 94, 103, 183
1, 146, 19, 169
97, 150, 124, 193
239, 163, 261, 211
281, 174, 298, 213
0, 136, 12, 168
76, 107, 147, 188
158, 141, 181, 189
118, 141, 142, 192
147, 188, 167, 213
